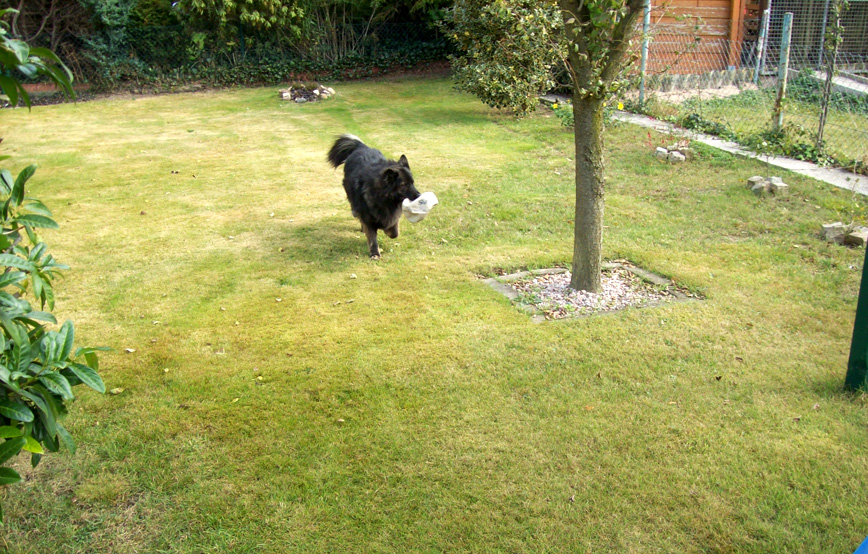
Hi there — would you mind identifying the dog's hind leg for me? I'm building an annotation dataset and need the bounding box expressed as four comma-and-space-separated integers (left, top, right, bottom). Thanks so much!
362, 224, 381, 259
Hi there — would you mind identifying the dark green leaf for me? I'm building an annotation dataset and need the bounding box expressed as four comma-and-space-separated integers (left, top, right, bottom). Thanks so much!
0, 254, 36, 272
16, 214, 58, 229
0, 74, 20, 107
40, 372, 73, 400
0, 271, 25, 289
21, 199, 53, 217
69, 363, 105, 393
0, 169, 13, 194
58, 320, 74, 361
0, 467, 22, 485
0, 436, 26, 465
30, 452, 41, 468
56, 423, 75, 455
0, 398, 33, 422
14, 388, 53, 435
12, 165, 36, 207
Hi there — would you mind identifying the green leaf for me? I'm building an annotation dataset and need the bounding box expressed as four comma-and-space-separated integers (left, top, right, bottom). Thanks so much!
69, 363, 105, 393
0, 271, 25, 289
22, 435, 43, 454
0, 436, 26, 465
0, 467, 22, 485
56, 423, 75, 455
21, 199, 53, 217
14, 388, 52, 435
22, 311, 56, 324
0, 315, 32, 373
0, 426, 22, 438
15, 214, 58, 229
0, 169, 13, 194
30, 452, 41, 468
0, 398, 33, 422
29, 47, 74, 83
0, 74, 19, 107
40, 372, 74, 400
58, 320, 74, 361
11, 165, 36, 207
0, 254, 36, 272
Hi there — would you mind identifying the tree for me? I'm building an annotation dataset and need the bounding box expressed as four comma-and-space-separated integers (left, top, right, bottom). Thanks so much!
174, 0, 305, 41
557, 0, 643, 292
445, 0, 644, 292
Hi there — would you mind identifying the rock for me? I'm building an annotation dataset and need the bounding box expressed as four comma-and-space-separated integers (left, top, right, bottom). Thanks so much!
295, 97, 307, 103
845, 227, 868, 247
768, 176, 784, 185
768, 181, 789, 196
655, 147, 669, 160
822, 222, 847, 243
679, 147, 695, 160
747, 175, 765, 189
751, 182, 769, 196
668, 151, 686, 163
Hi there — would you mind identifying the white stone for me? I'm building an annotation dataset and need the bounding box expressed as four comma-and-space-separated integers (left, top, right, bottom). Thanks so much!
668, 151, 686, 163
822, 222, 847, 243
747, 175, 765, 189
751, 182, 769, 196
769, 181, 789, 196
655, 147, 669, 160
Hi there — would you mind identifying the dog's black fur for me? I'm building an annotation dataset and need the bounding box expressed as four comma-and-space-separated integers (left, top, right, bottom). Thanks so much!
327, 135, 420, 258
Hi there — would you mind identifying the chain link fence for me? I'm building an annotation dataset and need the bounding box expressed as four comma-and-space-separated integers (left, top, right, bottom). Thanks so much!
632, 0, 868, 172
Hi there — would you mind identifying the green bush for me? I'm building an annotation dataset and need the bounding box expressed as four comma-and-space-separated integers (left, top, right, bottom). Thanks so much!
0, 9, 107, 522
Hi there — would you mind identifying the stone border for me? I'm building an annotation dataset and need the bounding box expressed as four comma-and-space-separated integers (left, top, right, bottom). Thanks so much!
483, 263, 696, 323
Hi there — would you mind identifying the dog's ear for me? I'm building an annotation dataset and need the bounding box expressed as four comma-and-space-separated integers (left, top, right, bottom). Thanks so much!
399, 155, 410, 169
381, 167, 400, 190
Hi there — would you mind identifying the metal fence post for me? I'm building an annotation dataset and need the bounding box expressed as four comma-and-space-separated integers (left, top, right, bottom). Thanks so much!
639, 0, 651, 106
847, 247, 868, 392
753, 9, 770, 84
772, 12, 793, 131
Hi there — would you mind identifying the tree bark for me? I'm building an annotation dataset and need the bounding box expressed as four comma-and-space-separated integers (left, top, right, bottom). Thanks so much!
569, 95, 606, 293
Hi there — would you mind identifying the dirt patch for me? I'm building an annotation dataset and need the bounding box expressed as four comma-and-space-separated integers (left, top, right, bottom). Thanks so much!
485, 262, 700, 322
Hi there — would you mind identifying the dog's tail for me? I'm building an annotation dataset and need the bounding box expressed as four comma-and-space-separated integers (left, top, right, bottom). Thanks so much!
327, 134, 364, 168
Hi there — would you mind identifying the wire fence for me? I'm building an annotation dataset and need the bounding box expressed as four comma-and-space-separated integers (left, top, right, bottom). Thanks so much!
31, 21, 449, 92
632, 0, 868, 172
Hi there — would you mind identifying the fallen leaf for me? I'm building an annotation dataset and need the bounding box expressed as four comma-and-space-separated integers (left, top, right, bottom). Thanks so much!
715, 375, 722, 381
231, 398, 239, 403
735, 356, 744, 362
793, 416, 801, 422
109, 388, 124, 395
813, 403, 820, 410
124, 348, 136, 353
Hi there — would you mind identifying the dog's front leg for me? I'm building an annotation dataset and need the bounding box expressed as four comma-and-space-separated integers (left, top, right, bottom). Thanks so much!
384, 221, 399, 239
362, 224, 381, 259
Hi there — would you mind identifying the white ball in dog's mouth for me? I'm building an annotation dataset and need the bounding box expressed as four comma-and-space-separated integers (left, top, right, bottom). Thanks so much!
402, 192, 438, 223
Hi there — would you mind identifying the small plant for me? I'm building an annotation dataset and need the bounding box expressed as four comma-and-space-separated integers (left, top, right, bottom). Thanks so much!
551, 100, 574, 127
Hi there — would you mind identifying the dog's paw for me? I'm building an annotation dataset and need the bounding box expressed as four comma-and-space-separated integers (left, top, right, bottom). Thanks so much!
369, 254, 381, 260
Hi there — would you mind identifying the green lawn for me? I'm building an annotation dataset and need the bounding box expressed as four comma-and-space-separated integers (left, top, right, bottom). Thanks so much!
1, 77, 866, 553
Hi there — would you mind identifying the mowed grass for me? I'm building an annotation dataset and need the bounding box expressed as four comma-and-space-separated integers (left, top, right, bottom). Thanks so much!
1, 77, 867, 553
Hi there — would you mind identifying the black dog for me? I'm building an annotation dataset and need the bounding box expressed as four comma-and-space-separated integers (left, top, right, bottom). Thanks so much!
327, 135, 420, 259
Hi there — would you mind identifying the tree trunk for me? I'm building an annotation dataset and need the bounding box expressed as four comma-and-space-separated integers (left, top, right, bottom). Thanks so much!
569, 96, 606, 293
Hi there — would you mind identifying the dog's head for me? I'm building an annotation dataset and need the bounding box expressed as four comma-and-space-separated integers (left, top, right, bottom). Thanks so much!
381, 155, 420, 202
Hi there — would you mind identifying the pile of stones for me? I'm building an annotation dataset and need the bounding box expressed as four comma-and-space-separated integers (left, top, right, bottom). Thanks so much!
654, 144, 694, 163
746, 175, 789, 197
821, 222, 868, 247
278, 83, 335, 103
